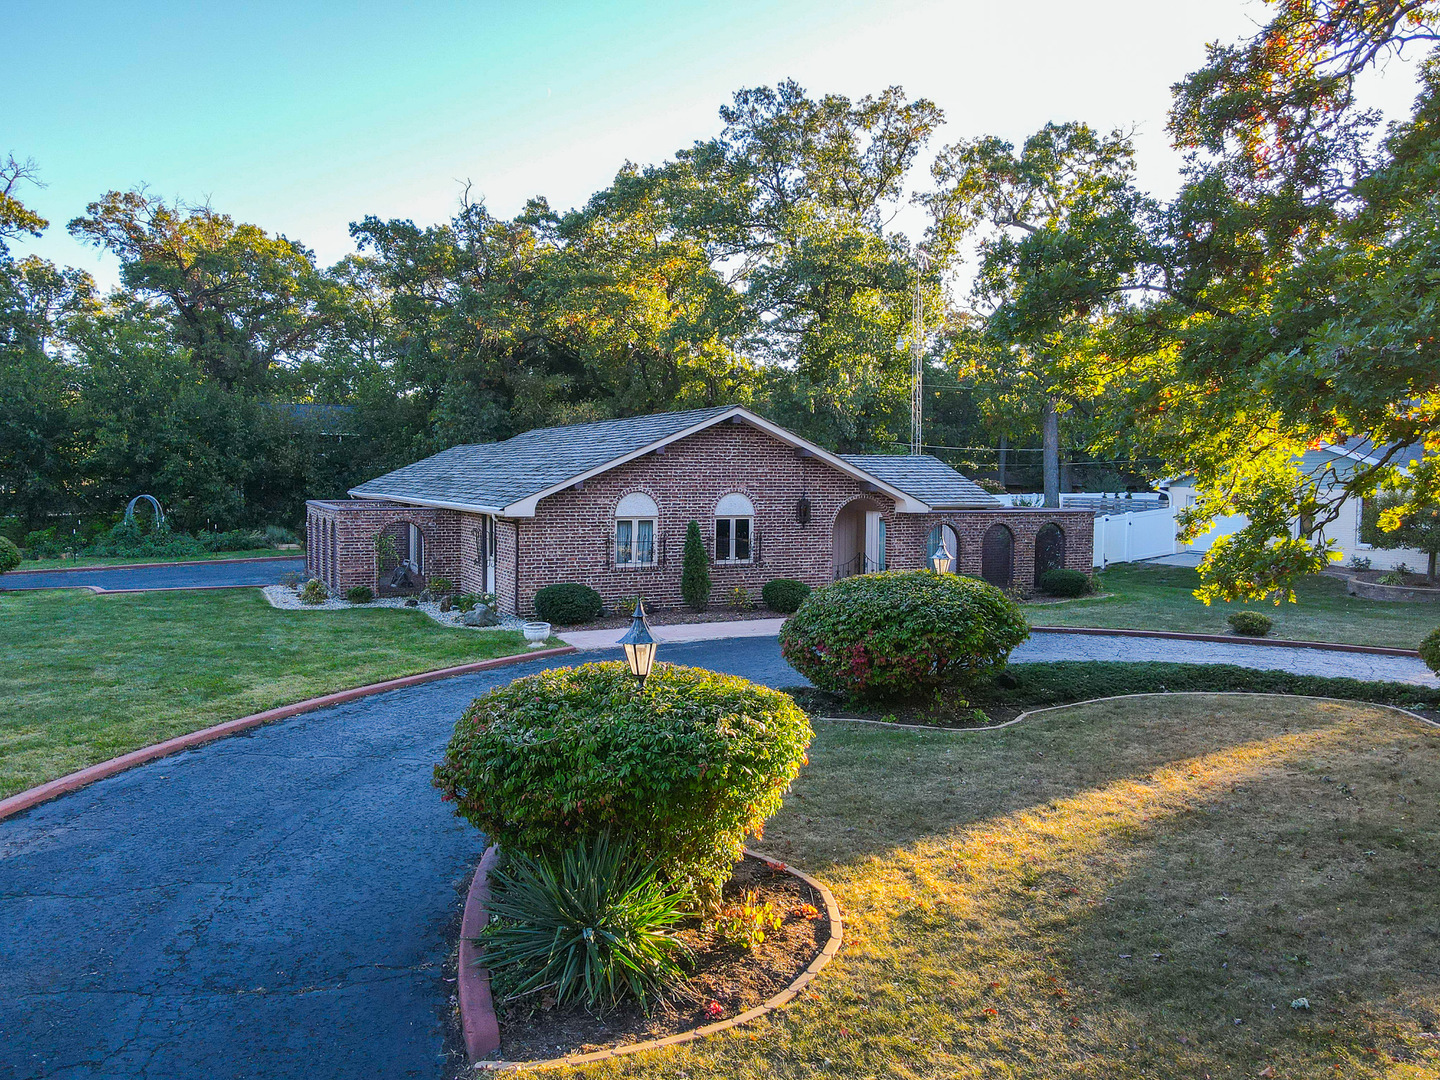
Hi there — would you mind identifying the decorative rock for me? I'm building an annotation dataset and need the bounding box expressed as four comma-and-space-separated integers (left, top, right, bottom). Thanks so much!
404, 597, 419, 607
464, 606, 499, 627
439, 596, 452, 613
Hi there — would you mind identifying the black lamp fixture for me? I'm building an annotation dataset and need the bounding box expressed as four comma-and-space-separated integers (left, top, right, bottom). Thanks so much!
617, 597, 658, 690
931, 536, 953, 575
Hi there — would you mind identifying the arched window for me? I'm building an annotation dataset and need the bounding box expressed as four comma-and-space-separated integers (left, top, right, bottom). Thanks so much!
1035, 522, 1066, 579
981, 523, 1014, 588
714, 492, 755, 563
925, 524, 960, 573
615, 492, 658, 567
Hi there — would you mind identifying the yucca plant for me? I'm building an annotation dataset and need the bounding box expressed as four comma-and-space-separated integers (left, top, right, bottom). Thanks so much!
479, 832, 691, 1012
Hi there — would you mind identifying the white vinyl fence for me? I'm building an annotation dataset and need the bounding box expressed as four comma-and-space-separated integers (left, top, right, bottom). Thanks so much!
1092, 508, 1177, 567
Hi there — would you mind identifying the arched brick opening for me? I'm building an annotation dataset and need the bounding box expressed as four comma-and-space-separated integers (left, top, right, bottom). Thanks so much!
376, 520, 430, 594
981, 523, 1014, 588
1034, 522, 1066, 580
926, 523, 960, 573
832, 497, 886, 577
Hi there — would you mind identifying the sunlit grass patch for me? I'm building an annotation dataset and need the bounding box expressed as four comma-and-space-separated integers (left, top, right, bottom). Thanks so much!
554, 696, 1440, 1079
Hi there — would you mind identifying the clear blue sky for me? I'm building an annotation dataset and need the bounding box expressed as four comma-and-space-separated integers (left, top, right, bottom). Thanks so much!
5, 0, 1421, 288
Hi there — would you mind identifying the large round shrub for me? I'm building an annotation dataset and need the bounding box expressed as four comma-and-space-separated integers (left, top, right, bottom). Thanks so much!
779, 570, 1030, 701
1421, 626, 1440, 675
762, 577, 811, 613
433, 661, 812, 896
0, 536, 19, 574
533, 582, 603, 625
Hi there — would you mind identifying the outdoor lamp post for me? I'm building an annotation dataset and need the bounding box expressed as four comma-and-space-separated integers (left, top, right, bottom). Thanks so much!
931, 537, 953, 575
617, 597, 658, 691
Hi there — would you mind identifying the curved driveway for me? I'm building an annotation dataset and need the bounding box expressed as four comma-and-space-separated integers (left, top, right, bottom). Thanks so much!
0, 558, 306, 592
0, 632, 1432, 1080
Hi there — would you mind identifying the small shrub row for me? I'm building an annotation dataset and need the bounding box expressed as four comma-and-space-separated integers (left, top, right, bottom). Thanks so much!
1037, 567, 1090, 597
761, 578, 810, 613
1227, 610, 1273, 636
967, 661, 1440, 711
534, 582, 603, 625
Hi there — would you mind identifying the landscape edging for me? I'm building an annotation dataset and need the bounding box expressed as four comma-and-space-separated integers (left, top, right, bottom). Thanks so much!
461, 847, 844, 1071
817, 690, 1440, 734
1028, 624, 1420, 657
0, 645, 577, 822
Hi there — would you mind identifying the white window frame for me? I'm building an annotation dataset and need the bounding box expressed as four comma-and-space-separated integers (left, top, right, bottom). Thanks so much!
615, 517, 657, 567
714, 515, 753, 564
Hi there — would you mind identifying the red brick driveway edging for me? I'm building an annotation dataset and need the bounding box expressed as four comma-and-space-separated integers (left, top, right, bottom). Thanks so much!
0, 645, 577, 822
461, 847, 844, 1071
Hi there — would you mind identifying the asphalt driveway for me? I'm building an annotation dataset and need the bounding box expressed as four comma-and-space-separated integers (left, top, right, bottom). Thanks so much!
1, 632, 1432, 1079
0, 558, 307, 592
0, 638, 798, 1080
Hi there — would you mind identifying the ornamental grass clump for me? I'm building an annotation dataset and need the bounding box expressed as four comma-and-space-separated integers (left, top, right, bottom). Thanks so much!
480, 832, 691, 1012
779, 570, 1029, 702
434, 661, 813, 901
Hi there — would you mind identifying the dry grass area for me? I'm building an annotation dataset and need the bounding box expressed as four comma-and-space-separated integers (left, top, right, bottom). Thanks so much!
558, 696, 1440, 1079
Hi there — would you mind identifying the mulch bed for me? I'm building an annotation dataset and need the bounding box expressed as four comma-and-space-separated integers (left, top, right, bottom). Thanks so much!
473, 855, 829, 1065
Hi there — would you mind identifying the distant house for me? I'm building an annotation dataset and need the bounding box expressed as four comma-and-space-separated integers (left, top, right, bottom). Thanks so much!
1159, 438, 1429, 569
305, 406, 1092, 615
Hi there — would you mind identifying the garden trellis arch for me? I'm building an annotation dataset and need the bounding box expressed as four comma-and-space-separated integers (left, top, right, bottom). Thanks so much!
123, 495, 166, 529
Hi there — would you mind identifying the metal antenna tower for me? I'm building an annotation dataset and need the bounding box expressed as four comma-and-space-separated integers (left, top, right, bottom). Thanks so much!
910, 248, 929, 456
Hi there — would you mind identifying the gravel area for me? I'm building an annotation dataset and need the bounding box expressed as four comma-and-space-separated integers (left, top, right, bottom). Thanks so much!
260, 585, 525, 631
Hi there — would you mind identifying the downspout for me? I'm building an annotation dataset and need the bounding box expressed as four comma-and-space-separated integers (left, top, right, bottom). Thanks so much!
513, 520, 520, 617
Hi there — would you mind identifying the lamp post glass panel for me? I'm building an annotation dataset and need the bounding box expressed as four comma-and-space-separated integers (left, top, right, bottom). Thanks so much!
618, 598, 658, 690
932, 537, 953, 575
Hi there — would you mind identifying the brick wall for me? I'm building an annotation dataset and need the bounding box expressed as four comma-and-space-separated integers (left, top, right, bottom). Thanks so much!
890, 509, 1094, 589
305, 501, 464, 593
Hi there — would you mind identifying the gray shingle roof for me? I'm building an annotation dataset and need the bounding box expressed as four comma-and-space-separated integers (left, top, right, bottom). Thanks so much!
838, 454, 1002, 509
349, 406, 737, 510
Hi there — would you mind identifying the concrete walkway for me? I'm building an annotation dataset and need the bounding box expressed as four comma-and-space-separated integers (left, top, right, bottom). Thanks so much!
559, 616, 786, 649
0, 557, 307, 592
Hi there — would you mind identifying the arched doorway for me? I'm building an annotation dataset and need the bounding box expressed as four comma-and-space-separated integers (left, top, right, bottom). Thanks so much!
981, 523, 1014, 588
926, 524, 959, 573
1034, 522, 1066, 580
832, 498, 886, 578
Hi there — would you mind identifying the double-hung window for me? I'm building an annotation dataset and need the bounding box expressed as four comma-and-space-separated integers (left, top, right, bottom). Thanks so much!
714, 493, 755, 563
615, 492, 658, 567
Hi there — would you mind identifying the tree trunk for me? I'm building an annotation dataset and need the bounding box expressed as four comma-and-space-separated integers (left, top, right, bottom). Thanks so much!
1430, 549, 1436, 584
997, 435, 1008, 488
1042, 398, 1060, 509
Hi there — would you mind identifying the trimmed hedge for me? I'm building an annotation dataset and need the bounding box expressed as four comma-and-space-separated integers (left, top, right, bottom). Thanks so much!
1037, 568, 1090, 597
969, 660, 1440, 711
434, 661, 813, 897
0, 536, 19, 574
533, 582, 603, 625
1421, 627, 1440, 675
1227, 611, 1273, 637
762, 578, 811, 613
779, 570, 1030, 701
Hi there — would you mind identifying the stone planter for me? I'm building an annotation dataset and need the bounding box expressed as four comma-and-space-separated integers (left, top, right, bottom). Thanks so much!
1346, 576, 1440, 603
522, 621, 552, 646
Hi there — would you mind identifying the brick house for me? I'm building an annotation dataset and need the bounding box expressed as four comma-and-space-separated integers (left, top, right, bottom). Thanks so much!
305, 406, 1092, 615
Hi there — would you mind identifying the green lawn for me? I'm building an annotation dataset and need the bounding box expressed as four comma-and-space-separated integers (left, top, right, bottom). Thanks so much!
560, 696, 1440, 1079
0, 588, 537, 798
14, 548, 297, 571
1030, 562, 1434, 650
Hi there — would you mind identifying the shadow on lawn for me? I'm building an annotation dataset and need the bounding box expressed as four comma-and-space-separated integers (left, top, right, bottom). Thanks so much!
701, 697, 1440, 1080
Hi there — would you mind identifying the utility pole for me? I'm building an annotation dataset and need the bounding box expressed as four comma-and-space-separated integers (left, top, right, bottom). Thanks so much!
910, 249, 929, 456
